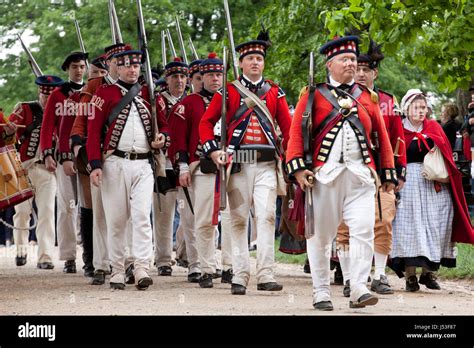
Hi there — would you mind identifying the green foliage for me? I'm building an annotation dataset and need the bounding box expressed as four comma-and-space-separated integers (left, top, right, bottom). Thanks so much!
0, 0, 472, 112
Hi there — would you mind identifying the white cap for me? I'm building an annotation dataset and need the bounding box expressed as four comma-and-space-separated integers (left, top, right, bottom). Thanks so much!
401, 88, 426, 116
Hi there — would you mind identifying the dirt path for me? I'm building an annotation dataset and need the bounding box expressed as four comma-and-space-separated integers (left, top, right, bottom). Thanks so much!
0, 245, 472, 315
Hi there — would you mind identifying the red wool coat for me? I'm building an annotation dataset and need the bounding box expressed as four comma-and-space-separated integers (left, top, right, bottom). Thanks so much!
286, 83, 396, 184
404, 119, 474, 244
86, 83, 169, 170
199, 80, 292, 157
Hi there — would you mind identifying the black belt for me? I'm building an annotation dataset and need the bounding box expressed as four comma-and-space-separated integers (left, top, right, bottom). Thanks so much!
112, 149, 152, 160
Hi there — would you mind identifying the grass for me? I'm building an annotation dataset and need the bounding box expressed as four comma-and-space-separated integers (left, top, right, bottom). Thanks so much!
250, 239, 474, 280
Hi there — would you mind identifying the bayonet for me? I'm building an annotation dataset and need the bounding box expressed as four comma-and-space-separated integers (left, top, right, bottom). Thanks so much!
165, 28, 177, 58
188, 36, 199, 61
74, 19, 89, 70
175, 16, 188, 65
17, 34, 43, 77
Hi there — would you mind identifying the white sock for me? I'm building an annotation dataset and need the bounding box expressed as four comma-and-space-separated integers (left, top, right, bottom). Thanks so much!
373, 251, 388, 280
337, 248, 351, 283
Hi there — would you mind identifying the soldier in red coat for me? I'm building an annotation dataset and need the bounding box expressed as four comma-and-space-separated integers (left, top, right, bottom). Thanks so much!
199, 30, 292, 295
336, 40, 407, 297
86, 49, 169, 290
188, 58, 203, 93
154, 58, 196, 280
168, 53, 233, 288
39, 51, 87, 274
69, 43, 132, 286
286, 36, 397, 310
3, 75, 63, 269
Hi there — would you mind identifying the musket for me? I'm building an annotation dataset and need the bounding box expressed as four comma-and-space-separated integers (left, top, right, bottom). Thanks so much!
136, 0, 162, 210
174, 16, 188, 65
161, 30, 167, 67
223, 0, 239, 80
175, 17, 193, 93
188, 36, 199, 61
373, 131, 383, 221
74, 19, 89, 70
165, 28, 177, 58
17, 34, 43, 78
219, 47, 228, 210
111, 0, 123, 43
302, 52, 315, 238
108, 0, 117, 43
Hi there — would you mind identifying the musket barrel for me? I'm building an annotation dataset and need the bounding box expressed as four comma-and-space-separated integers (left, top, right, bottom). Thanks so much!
166, 29, 177, 58
74, 19, 89, 69
161, 30, 167, 67
219, 46, 228, 210
111, 0, 123, 43
175, 16, 188, 65
17, 33, 43, 78
108, 0, 117, 44
223, 0, 239, 80
188, 36, 199, 61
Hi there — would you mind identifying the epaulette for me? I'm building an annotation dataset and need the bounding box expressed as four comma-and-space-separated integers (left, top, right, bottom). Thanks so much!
298, 86, 308, 99
357, 84, 378, 104
368, 87, 379, 103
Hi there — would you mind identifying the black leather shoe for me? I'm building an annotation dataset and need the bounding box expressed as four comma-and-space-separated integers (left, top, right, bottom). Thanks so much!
110, 282, 125, 290
91, 270, 106, 285
334, 263, 343, 285
405, 275, 420, 292
15, 255, 27, 266
158, 266, 172, 276
136, 276, 153, 290
125, 264, 135, 284
37, 262, 54, 270
343, 280, 350, 297
303, 258, 310, 274
349, 293, 379, 308
221, 269, 233, 284
231, 283, 246, 295
313, 301, 334, 311
187, 272, 201, 283
176, 258, 189, 268
257, 282, 283, 291
83, 264, 95, 278
213, 269, 222, 279
199, 273, 213, 288
371, 275, 394, 294
419, 272, 441, 290
63, 260, 76, 273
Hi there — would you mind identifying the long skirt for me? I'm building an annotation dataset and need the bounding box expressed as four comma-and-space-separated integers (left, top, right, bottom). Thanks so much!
392, 163, 456, 275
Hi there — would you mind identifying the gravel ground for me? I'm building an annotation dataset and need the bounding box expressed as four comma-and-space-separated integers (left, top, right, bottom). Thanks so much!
0, 244, 472, 315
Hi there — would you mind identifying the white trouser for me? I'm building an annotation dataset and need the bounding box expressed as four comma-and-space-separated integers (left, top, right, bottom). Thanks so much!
153, 190, 177, 267
102, 156, 153, 277
307, 168, 375, 303
13, 163, 56, 262
219, 203, 233, 271
193, 168, 232, 274
176, 187, 200, 274
91, 182, 108, 271
227, 161, 277, 286
55, 163, 78, 261
175, 215, 187, 260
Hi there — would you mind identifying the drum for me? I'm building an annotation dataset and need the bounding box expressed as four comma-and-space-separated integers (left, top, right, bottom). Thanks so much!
0, 145, 34, 210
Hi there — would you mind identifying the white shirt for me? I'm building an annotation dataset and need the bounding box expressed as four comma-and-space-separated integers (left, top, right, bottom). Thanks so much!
315, 77, 372, 185
117, 101, 150, 154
